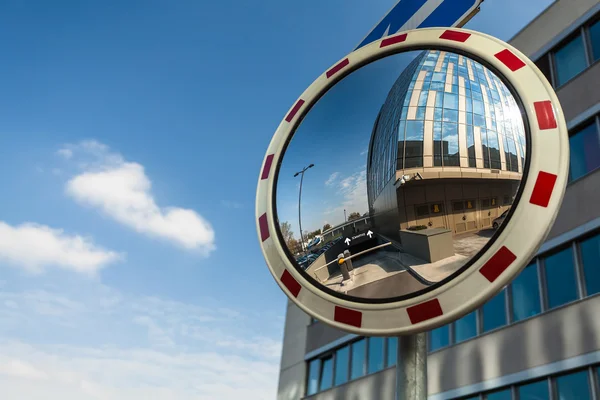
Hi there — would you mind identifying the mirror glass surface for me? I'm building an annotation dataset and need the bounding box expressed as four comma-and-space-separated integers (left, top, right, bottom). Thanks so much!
275, 49, 528, 301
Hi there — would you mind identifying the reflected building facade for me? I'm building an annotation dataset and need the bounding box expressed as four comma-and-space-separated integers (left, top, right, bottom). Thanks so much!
367, 50, 525, 238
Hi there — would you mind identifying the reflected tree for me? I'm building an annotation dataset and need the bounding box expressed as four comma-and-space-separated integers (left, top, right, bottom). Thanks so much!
348, 212, 362, 221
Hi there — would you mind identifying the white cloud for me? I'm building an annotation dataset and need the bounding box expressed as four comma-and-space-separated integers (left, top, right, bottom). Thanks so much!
325, 172, 339, 186
324, 169, 368, 220
56, 148, 73, 159
62, 140, 215, 255
0, 221, 121, 275
0, 285, 282, 400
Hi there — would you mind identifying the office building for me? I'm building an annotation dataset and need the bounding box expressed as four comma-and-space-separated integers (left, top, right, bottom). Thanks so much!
277, 1, 600, 399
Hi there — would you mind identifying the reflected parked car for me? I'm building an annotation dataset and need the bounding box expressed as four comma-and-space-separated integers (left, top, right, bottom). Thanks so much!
492, 208, 510, 229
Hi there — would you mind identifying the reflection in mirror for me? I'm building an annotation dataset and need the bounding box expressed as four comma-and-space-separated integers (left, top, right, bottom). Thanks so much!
276, 49, 527, 300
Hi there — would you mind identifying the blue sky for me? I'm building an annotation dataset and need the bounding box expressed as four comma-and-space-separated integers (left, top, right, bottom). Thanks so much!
0, 0, 555, 398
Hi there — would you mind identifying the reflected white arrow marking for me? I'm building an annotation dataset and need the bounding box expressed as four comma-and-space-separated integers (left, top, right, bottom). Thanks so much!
344, 238, 351, 246
367, 230, 373, 239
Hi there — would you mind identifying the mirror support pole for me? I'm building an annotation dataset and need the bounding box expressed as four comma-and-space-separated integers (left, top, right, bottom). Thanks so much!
396, 333, 427, 400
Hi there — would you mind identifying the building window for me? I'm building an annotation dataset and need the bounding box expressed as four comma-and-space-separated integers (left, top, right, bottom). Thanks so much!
544, 247, 578, 310
416, 204, 430, 217
482, 289, 507, 333
306, 359, 320, 396
429, 324, 450, 351
554, 33, 587, 86
510, 263, 541, 322
350, 339, 366, 380
485, 388, 512, 400
555, 369, 592, 400
517, 379, 549, 400
334, 346, 349, 386
387, 337, 398, 367
319, 356, 333, 392
368, 337, 385, 374
534, 54, 552, 83
580, 232, 600, 296
454, 311, 477, 343
568, 119, 600, 182
590, 19, 600, 62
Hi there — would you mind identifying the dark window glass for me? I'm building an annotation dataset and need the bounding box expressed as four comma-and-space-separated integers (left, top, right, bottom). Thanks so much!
556, 370, 592, 400
387, 337, 398, 367
511, 263, 541, 322
581, 233, 600, 296
368, 337, 385, 374
482, 289, 507, 333
334, 346, 349, 386
429, 324, 450, 351
454, 311, 477, 343
307, 359, 320, 395
545, 247, 578, 309
416, 205, 429, 217
319, 357, 333, 391
590, 19, 600, 62
518, 379, 549, 400
569, 121, 600, 182
453, 201, 465, 211
534, 54, 552, 83
481, 199, 490, 208
485, 388, 512, 400
350, 339, 366, 380
554, 34, 587, 86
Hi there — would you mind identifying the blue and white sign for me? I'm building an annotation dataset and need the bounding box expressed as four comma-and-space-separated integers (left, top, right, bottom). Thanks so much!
355, 0, 484, 50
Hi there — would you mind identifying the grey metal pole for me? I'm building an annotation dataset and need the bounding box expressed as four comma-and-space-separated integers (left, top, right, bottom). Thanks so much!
396, 333, 427, 400
297, 170, 306, 257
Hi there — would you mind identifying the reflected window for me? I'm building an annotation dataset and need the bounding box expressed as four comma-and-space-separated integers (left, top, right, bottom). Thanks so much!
568, 120, 600, 182
443, 109, 459, 123
443, 122, 460, 166
482, 289, 507, 333
434, 121, 443, 166
416, 205, 429, 217
485, 388, 512, 400
511, 263, 541, 322
590, 20, 600, 62
454, 311, 477, 343
334, 346, 349, 386
405, 121, 424, 168
556, 370, 592, 400
307, 359, 320, 395
429, 324, 449, 351
580, 233, 600, 296
554, 34, 587, 86
319, 356, 333, 391
544, 247, 578, 309
350, 339, 366, 380
444, 93, 459, 110
518, 379, 549, 400
387, 337, 398, 367
467, 125, 476, 167
368, 337, 385, 374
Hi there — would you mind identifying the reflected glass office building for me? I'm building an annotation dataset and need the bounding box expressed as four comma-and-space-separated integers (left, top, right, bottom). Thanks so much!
367, 50, 526, 237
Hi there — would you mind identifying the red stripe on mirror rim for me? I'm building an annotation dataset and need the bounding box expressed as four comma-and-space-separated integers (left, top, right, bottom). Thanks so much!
334, 306, 362, 328
407, 298, 443, 324
259, 213, 270, 242
534, 101, 558, 130
380, 33, 408, 47
261, 154, 274, 180
326, 58, 350, 79
494, 49, 526, 72
530, 171, 558, 208
281, 270, 301, 297
285, 99, 305, 123
479, 246, 517, 282
439, 30, 471, 42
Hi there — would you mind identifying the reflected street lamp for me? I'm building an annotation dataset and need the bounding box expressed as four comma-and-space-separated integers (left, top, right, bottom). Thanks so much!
294, 163, 314, 256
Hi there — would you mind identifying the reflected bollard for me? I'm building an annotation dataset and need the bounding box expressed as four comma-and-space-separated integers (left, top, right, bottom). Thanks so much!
343, 250, 354, 277
337, 253, 350, 282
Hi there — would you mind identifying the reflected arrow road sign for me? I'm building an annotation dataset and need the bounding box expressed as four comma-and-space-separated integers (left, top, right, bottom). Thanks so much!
355, 0, 484, 50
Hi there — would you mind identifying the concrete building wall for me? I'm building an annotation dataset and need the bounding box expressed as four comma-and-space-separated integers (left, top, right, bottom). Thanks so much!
277, 300, 311, 400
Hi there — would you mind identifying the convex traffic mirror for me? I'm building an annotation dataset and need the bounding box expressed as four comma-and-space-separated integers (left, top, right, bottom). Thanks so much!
257, 28, 569, 335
